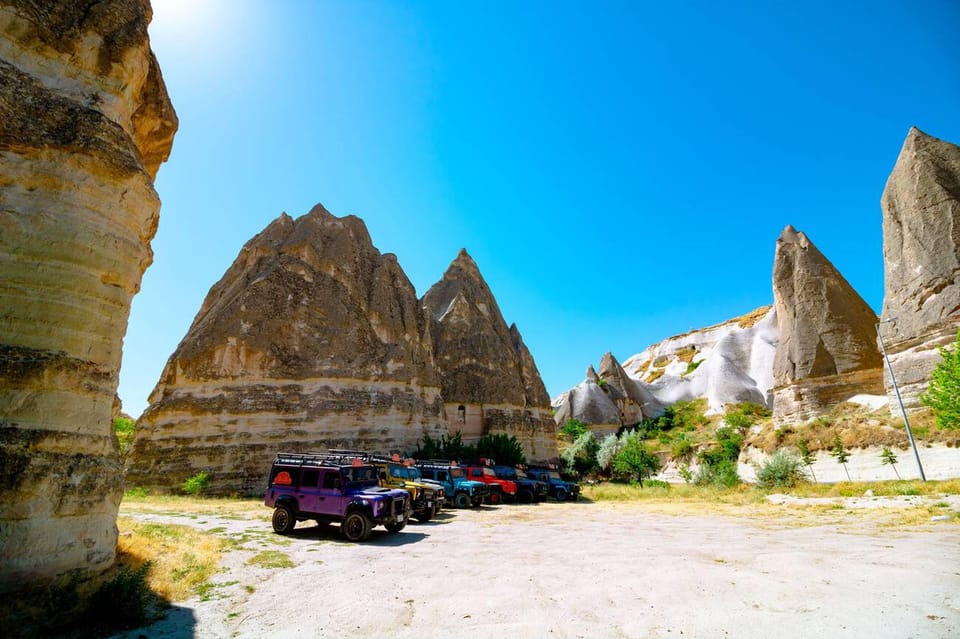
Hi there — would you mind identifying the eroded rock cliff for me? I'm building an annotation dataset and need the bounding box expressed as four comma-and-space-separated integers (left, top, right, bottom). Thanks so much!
880, 127, 960, 410
421, 250, 557, 460
0, 0, 176, 591
771, 226, 884, 425
127, 206, 448, 494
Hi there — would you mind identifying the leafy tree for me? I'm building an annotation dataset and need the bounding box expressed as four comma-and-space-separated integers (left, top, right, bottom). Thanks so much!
921, 329, 960, 430
561, 431, 600, 479
560, 419, 588, 441
830, 433, 851, 481
880, 447, 900, 480
613, 431, 661, 486
113, 416, 135, 457
796, 437, 817, 483
475, 432, 526, 466
412, 431, 477, 462
695, 427, 742, 487
596, 434, 623, 474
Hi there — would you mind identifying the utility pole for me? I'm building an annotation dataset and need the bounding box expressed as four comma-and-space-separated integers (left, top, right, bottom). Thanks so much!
876, 318, 926, 481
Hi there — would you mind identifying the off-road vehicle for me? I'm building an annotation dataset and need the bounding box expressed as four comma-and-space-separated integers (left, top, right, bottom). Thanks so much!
415, 460, 488, 508
461, 462, 516, 504
405, 465, 446, 511
329, 449, 439, 522
492, 464, 548, 503
523, 465, 581, 502
265, 452, 411, 541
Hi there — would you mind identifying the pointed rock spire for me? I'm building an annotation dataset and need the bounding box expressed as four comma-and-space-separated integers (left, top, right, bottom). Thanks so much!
772, 226, 883, 424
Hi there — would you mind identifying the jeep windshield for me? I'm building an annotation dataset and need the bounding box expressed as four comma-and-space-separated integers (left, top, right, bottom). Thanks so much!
449, 467, 465, 480
341, 465, 379, 487
388, 465, 414, 480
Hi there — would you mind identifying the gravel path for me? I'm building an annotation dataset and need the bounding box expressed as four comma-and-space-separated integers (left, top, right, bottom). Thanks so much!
112, 499, 960, 639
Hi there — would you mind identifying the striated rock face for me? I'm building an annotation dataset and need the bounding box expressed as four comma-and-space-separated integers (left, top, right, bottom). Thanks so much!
0, 0, 176, 591
772, 226, 884, 424
127, 206, 447, 494
880, 127, 960, 410
421, 250, 557, 460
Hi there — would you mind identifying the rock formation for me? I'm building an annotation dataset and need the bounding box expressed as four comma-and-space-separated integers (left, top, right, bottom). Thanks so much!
421, 250, 557, 460
879, 127, 960, 410
0, 0, 176, 591
772, 226, 884, 424
127, 206, 448, 494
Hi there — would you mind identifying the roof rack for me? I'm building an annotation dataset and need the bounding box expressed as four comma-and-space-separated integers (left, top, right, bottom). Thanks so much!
274, 451, 370, 467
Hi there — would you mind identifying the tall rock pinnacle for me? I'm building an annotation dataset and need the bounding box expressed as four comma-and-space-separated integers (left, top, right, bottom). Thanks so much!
772, 226, 884, 424
0, 0, 176, 592
421, 249, 557, 459
127, 205, 447, 493
879, 127, 960, 409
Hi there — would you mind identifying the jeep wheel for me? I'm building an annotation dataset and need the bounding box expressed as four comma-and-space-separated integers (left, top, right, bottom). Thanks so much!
454, 492, 471, 508
341, 511, 372, 542
385, 519, 407, 533
272, 505, 296, 534
487, 491, 502, 506
414, 508, 433, 523
555, 488, 568, 502
517, 488, 534, 504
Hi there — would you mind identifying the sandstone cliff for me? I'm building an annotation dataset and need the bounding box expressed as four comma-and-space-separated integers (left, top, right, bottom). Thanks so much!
0, 0, 176, 591
127, 206, 448, 494
880, 127, 960, 410
771, 226, 884, 424
421, 250, 557, 460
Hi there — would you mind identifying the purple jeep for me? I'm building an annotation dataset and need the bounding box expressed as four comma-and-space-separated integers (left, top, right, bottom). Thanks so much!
265, 452, 411, 542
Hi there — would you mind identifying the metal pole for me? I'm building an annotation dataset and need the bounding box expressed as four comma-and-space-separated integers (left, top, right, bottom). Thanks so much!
876, 320, 926, 481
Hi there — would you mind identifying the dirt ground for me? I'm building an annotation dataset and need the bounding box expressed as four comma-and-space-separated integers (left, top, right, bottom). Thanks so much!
112, 498, 960, 639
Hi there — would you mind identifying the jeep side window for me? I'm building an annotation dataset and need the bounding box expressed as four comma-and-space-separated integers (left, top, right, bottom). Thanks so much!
437, 471, 447, 482
301, 469, 320, 488
322, 472, 341, 490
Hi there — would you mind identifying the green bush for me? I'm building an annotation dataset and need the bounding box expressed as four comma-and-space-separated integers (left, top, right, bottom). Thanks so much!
670, 436, 694, 462
596, 434, 622, 473
181, 472, 209, 496
755, 450, 807, 488
475, 432, 526, 466
921, 329, 960, 429
561, 431, 600, 478
694, 426, 742, 487
412, 431, 477, 462
83, 562, 158, 633
613, 431, 662, 486
694, 459, 740, 487
560, 419, 589, 441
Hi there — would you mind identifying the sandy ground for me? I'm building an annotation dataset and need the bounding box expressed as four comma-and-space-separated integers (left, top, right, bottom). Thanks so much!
112, 498, 960, 639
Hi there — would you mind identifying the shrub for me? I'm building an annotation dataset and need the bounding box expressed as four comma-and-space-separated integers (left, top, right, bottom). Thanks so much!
412, 431, 477, 462
695, 426, 742, 487
830, 433, 851, 481
921, 329, 960, 429
475, 432, 526, 466
670, 436, 694, 462
181, 472, 209, 496
596, 434, 623, 473
113, 416, 135, 457
755, 450, 807, 488
560, 419, 588, 441
694, 459, 740, 487
796, 437, 817, 483
561, 431, 600, 478
83, 562, 157, 632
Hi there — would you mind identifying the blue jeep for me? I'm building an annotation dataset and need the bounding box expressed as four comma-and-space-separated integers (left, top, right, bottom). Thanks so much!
523, 465, 581, 502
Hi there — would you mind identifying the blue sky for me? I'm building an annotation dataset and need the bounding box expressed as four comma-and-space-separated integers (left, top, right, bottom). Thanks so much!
119, 0, 960, 418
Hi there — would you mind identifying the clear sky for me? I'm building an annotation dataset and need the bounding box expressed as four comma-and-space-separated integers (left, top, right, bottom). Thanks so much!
119, 0, 960, 418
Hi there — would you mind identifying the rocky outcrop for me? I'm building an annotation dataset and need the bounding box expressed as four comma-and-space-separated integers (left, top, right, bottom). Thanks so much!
127, 206, 447, 494
421, 250, 557, 460
772, 226, 884, 424
0, 0, 176, 591
879, 127, 960, 410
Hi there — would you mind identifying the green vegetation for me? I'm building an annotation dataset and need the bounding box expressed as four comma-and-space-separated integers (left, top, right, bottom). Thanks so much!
475, 432, 527, 466
560, 418, 588, 440
412, 431, 475, 461
695, 426, 742, 487
113, 416, 136, 457
880, 447, 901, 480
754, 450, 807, 489
613, 431, 661, 486
561, 431, 599, 479
181, 471, 210, 496
247, 551, 294, 569
596, 433, 622, 474
921, 329, 960, 430
831, 433, 851, 481
796, 437, 817, 483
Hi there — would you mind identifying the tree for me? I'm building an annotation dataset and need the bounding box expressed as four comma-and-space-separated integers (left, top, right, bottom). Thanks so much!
796, 437, 817, 483
560, 419, 588, 441
475, 433, 526, 467
921, 329, 960, 430
561, 431, 599, 479
613, 431, 661, 486
412, 431, 476, 462
880, 447, 901, 480
830, 433, 851, 481
596, 434, 623, 474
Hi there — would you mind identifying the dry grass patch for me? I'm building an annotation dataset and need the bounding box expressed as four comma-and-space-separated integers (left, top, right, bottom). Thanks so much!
737, 305, 772, 329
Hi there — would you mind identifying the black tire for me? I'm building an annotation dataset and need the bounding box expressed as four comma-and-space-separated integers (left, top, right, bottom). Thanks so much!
414, 507, 433, 523
272, 505, 296, 534
517, 488, 534, 504
454, 492, 471, 508
385, 519, 407, 533
341, 511, 372, 542
487, 491, 502, 506
555, 488, 568, 502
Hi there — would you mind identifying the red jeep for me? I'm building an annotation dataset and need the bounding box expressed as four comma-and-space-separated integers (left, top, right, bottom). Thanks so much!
461, 461, 517, 505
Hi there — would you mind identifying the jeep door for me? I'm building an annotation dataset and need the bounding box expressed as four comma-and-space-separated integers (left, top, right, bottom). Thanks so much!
297, 469, 343, 517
